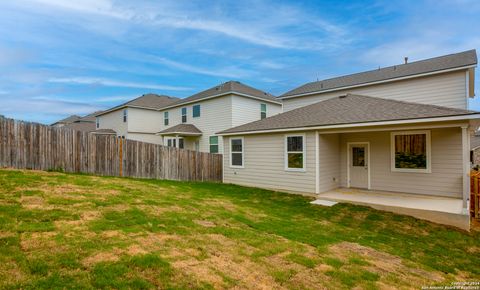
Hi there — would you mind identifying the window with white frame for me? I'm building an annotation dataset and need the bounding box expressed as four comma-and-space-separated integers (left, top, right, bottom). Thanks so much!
230, 138, 244, 167
123, 109, 128, 123
285, 135, 305, 170
209, 136, 219, 153
164, 112, 169, 126
181, 108, 187, 123
391, 130, 431, 173
96, 117, 99, 129
260, 103, 267, 119
192, 105, 200, 118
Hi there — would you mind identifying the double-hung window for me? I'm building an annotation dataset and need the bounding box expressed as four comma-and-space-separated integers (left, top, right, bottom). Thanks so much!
209, 136, 219, 153
193, 105, 200, 118
285, 134, 305, 171
123, 109, 128, 123
181, 108, 187, 123
230, 138, 244, 168
260, 104, 267, 119
96, 117, 99, 129
164, 112, 169, 126
391, 130, 431, 173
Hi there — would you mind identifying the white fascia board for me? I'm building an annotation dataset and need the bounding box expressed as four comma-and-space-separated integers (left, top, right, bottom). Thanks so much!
279, 65, 477, 100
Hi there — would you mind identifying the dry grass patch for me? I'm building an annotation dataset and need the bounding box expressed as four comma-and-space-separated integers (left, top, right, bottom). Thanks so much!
328, 242, 445, 287
20, 232, 57, 252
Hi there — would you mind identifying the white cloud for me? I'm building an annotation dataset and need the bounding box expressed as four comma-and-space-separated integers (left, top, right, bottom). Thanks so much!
48, 77, 191, 91
22, 0, 348, 50
150, 56, 254, 79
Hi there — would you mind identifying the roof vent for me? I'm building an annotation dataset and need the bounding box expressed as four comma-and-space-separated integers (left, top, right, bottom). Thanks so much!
404, 57, 408, 64
339, 95, 347, 99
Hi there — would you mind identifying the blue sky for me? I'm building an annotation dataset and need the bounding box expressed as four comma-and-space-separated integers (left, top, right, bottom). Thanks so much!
0, 0, 479, 124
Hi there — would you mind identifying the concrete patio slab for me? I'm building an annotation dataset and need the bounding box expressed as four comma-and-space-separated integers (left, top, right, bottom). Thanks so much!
317, 188, 469, 230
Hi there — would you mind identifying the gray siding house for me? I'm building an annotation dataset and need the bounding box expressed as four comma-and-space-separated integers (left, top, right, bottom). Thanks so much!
218, 50, 479, 229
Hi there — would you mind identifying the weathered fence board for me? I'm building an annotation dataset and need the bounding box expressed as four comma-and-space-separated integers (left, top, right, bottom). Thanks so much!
470, 170, 480, 219
0, 117, 222, 182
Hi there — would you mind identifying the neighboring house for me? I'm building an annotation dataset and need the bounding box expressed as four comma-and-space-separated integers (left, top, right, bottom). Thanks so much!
471, 132, 480, 167
51, 111, 109, 134
218, 50, 479, 229
95, 94, 180, 144
51, 115, 81, 127
155, 81, 282, 153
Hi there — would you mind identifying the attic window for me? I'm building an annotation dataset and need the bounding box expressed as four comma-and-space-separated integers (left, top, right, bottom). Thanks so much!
123, 109, 128, 122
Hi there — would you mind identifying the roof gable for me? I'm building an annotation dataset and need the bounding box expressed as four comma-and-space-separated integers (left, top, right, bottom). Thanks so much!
97, 94, 180, 116
281, 49, 477, 98
161, 81, 279, 110
219, 94, 477, 134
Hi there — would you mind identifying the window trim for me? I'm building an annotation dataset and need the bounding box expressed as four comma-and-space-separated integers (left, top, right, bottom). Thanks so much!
260, 103, 267, 119
230, 137, 244, 168
181, 107, 187, 123
123, 109, 128, 123
209, 136, 219, 154
390, 130, 431, 173
164, 111, 169, 126
284, 134, 306, 172
192, 104, 201, 118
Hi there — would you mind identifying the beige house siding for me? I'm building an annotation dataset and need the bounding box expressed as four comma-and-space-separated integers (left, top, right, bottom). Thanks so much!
127, 133, 163, 144
231, 96, 282, 127
158, 96, 233, 153
223, 132, 316, 194
283, 71, 468, 111
338, 127, 463, 198
97, 109, 128, 137
318, 134, 340, 192
128, 108, 163, 134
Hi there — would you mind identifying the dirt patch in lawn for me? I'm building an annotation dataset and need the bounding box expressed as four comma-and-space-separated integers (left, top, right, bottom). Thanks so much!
328, 242, 445, 286
19, 195, 52, 210
20, 232, 57, 251
82, 251, 120, 266
194, 220, 216, 227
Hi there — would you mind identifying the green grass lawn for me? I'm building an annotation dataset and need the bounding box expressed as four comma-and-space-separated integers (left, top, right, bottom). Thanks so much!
0, 169, 479, 289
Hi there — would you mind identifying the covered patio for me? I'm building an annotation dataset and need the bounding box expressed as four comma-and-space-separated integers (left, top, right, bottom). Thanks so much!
315, 120, 474, 230
314, 187, 468, 229
156, 124, 202, 150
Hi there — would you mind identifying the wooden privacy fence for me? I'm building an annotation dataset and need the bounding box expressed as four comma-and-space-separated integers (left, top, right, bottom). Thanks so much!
470, 170, 480, 219
0, 117, 223, 182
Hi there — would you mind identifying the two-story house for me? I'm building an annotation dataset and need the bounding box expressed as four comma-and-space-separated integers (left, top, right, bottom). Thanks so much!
218, 50, 479, 229
96, 81, 283, 153
95, 94, 180, 143
156, 81, 283, 153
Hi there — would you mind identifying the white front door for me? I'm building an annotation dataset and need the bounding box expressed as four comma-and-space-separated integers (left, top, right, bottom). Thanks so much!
348, 143, 369, 189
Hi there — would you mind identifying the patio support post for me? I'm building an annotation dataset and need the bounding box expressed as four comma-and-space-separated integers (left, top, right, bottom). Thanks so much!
175, 134, 179, 148
462, 125, 470, 214
315, 131, 319, 194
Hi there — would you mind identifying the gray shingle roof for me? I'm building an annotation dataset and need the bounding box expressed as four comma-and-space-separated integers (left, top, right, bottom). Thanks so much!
163, 81, 279, 109
51, 115, 81, 125
97, 94, 180, 116
281, 50, 477, 98
64, 122, 96, 133
219, 94, 478, 134
157, 124, 202, 135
